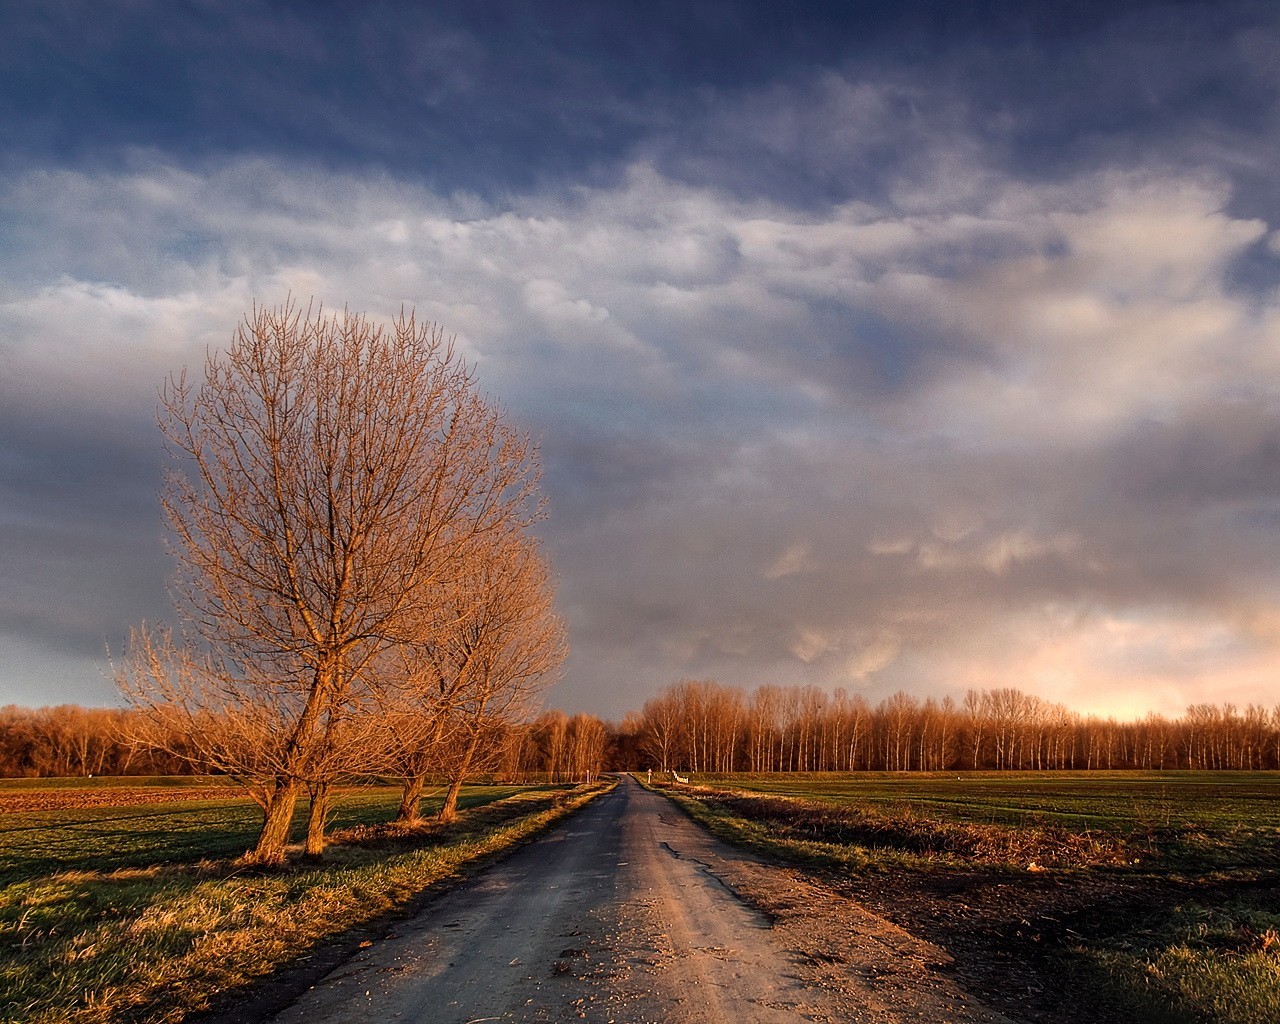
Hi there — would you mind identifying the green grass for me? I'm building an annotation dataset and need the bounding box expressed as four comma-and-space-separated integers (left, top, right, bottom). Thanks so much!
0, 777, 613, 1024
1080, 897, 1280, 1024
690, 770, 1280, 831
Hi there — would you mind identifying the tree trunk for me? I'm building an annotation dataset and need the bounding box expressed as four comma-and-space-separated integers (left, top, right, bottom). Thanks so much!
439, 731, 483, 823
439, 775, 465, 823
304, 779, 329, 858
394, 773, 427, 825
250, 779, 298, 864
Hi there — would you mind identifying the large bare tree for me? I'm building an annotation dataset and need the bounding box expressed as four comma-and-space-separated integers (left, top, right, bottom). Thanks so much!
122, 300, 540, 863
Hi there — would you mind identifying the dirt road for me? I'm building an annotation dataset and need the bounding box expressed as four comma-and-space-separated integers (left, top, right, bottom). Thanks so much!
269, 777, 1014, 1023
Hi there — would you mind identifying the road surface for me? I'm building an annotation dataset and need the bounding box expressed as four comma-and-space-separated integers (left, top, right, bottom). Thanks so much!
269, 777, 1013, 1023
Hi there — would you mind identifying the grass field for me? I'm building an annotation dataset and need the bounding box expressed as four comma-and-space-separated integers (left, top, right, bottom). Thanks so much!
0, 776, 610, 1024
0, 778, 539, 883
660, 771, 1280, 1024
0, 776, 229, 790
692, 769, 1280, 823
691, 769, 1280, 830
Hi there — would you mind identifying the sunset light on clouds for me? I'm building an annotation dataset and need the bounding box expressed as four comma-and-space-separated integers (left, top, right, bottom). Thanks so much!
3, 2, 1280, 719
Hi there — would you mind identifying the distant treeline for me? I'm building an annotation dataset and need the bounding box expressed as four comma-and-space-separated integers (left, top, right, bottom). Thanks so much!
0, 706, 187, 777
9, 683, 1280, 779
617, 681, 1280, 773
0, 704, 610, 782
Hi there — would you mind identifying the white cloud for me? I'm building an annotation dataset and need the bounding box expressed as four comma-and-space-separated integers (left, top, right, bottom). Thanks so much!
845, 632, 901, 682
916, 530, 1083, 575
523, 278, 608, 325
790, 627, 833, 663
764, 541, 817, 579
868, 535, 914, 556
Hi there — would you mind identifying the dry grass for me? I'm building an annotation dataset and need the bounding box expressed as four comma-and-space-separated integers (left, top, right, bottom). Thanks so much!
670, 783, 1133, 869
0, 781, 613, 1024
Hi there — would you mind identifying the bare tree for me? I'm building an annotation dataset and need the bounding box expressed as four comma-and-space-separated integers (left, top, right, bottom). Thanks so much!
640, 691, 680, 771
431, 530, 567, 822
564, 714, 609, 783
122, 300, 540, 863
375, 644, 466, 826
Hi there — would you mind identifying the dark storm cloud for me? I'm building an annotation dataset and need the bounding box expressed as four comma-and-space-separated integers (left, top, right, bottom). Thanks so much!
634, 3, 1280, 209
0, 0, 866, 192
7, 2, 1271, 200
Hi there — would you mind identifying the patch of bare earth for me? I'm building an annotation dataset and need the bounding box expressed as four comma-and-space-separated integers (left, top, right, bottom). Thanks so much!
827, 868, 1128, 1022
660, 785, 1152, 1022
0, 787, 245, 813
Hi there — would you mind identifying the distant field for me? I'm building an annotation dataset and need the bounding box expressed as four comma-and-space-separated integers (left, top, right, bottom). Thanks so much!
0, 775, 228, 790
689, 769, 1280, 836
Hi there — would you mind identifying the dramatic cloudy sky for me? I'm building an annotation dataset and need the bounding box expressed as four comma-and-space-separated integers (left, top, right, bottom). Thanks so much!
3, 1, 1280, 719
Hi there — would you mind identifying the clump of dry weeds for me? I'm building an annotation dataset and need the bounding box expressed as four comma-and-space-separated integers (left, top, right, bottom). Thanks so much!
680, 786, 1134, 868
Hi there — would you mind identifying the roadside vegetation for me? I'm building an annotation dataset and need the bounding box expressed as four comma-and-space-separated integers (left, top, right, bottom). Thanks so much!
653, 771, 1280, 1024
1, 775, 614, 1024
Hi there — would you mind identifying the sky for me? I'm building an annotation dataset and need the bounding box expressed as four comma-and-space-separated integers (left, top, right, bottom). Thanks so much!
3, 0, 1280, 720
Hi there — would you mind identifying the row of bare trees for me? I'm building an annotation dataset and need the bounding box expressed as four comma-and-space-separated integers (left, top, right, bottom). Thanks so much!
116, 301, 567, 863
626, 680, 1280, 773
0, 704, 613, 784
17, 684, 1275, 782
499, 711, 611, 783
0, 705, 191, 777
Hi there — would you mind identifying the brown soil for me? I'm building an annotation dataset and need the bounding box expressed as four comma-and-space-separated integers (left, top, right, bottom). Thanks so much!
821, 867, 1126, 1022
0, 786, 244, 813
